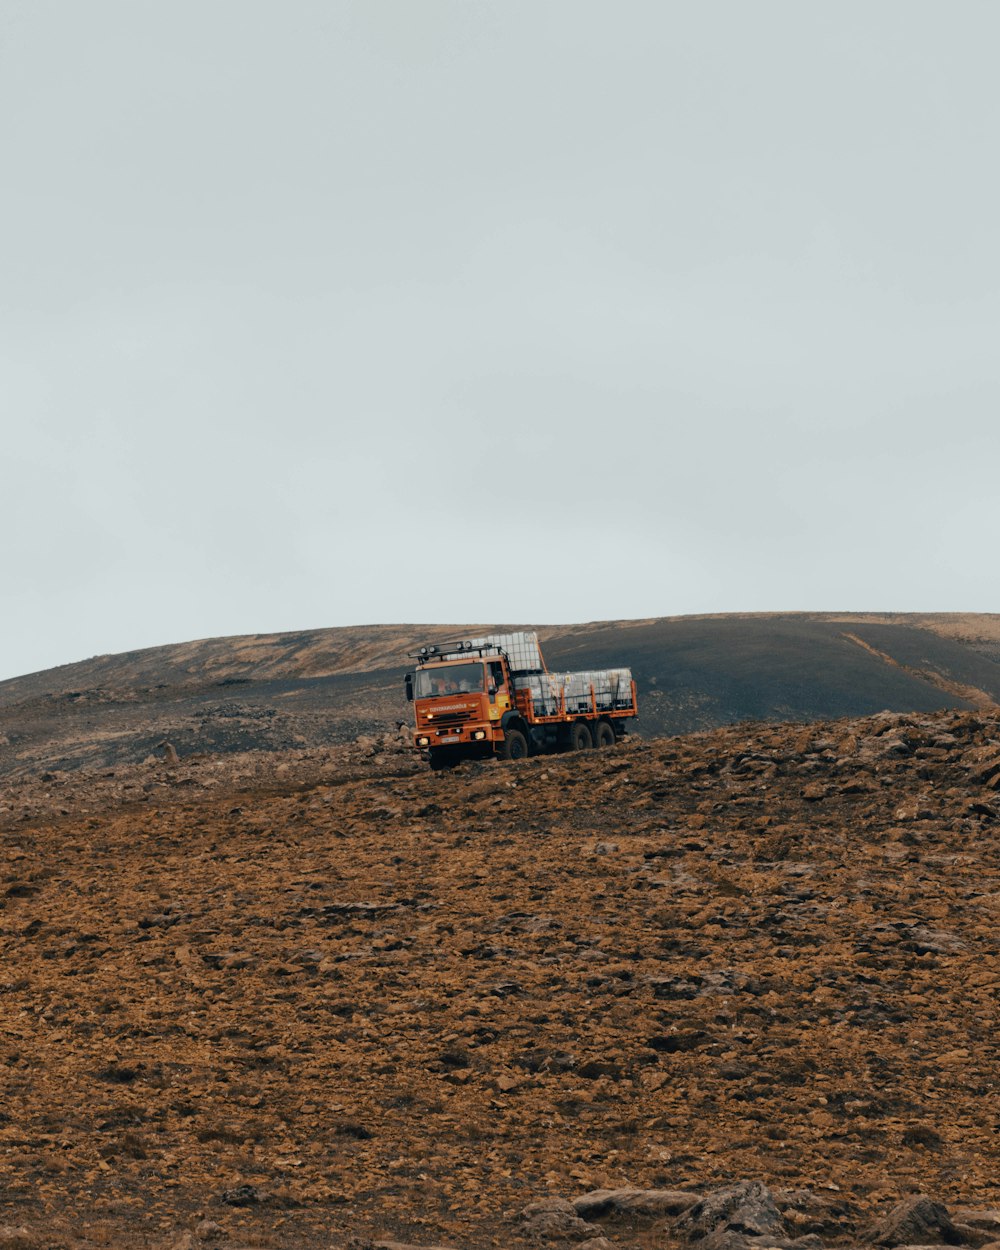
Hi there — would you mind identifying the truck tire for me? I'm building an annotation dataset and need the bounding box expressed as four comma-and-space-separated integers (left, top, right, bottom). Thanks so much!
502, 728, 529, 762
428, 748, 454, 771
568, 721, 592, 751
593, 720, 615, 749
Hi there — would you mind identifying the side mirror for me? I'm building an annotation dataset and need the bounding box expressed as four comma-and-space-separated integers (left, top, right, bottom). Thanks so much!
404, 673, 413, 702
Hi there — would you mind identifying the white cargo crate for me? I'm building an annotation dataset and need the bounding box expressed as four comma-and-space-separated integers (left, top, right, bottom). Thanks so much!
513, 672, 562, 716
551, 668, 634, 714
609, 669, 634, 708
447, 630, 543, 673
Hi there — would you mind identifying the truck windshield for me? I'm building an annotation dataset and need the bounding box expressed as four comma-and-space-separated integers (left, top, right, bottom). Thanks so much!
414, 663, 485, 698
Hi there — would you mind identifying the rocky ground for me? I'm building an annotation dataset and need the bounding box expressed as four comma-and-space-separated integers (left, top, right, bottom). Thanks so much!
1, 710, 998, 1250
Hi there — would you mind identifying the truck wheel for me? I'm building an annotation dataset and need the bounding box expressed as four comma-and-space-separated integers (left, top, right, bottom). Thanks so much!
568, 721, 592, 751
502, 728, 528, 762
593, 720, 615, 749
428, 748, 453, 771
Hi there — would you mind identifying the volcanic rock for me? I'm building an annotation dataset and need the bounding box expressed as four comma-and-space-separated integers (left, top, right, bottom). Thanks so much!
572, 1188, 699, 1221
674, 1181, 787, 1242
520, 1197, 601, 1241
862, 1196, 964, 1247
374, 1241, 461, 1250
0, 1230, 38, 1250
955, 1212, 1000, 1238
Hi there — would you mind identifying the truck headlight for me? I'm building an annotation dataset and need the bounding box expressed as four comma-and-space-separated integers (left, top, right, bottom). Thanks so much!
417, 736, 430, 747
472, 730, 486, 741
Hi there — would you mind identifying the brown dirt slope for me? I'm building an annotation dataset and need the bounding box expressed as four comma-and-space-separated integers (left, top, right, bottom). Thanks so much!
1, 709, 998, 1249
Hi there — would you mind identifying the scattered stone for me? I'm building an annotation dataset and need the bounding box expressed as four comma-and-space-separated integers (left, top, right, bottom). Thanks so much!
801, 783, 829, 802
648, 1030, 710, 1054
515, 1047, 577, 1073
576, 1058, 623, 1080
0, 1228, 39, 1250
966, 751, 1000, 784
157, 740, 180, 766
894, 800, 933, 821
166, 1234, 196, 1250
220, 1184, 261, 1207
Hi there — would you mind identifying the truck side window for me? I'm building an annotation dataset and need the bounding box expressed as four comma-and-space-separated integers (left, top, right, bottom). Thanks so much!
489, 662, 504, 689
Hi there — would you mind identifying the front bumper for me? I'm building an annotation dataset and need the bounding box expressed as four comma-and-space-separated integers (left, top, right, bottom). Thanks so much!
414, 724, 492, 749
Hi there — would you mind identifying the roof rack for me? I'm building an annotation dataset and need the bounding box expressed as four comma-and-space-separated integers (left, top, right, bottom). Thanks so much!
407, 639, 505, 661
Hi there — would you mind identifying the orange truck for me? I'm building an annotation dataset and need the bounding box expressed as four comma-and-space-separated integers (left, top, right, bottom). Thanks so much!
404, 630, 637, 769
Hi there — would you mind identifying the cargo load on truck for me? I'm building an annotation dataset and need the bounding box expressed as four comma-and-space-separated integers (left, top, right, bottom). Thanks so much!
520, 669, 635, 717
405, 630, 638, 769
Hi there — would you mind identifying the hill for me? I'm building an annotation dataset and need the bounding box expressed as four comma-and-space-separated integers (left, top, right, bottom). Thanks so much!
1, 707, 998, 1248
2, 614, 1000, 778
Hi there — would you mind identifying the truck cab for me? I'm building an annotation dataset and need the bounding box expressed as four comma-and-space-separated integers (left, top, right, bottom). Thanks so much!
407, 653, 514, 764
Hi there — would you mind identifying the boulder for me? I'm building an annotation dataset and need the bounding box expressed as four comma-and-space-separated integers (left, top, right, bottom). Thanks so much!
862, 1197, 964, 1247
572, 1188, 699, 1221
521, 1197, 602, 1241
954, 1212, 1000, 1238
374, 1241, 460, 1250
699, 1231, 754, 1250
674, 1181, 787, 1243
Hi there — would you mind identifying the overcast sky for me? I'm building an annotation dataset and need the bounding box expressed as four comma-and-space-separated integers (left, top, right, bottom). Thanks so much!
3, 1, 998, 681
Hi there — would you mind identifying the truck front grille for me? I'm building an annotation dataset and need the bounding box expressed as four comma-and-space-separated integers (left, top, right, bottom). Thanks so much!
424, 710, 472, 727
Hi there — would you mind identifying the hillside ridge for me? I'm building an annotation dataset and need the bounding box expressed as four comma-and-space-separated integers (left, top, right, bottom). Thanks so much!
2, 613, 1000, 778
5, 613, 1000, 698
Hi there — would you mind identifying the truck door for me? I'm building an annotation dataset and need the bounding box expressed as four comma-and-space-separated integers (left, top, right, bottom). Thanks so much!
489, 661, 511, 713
